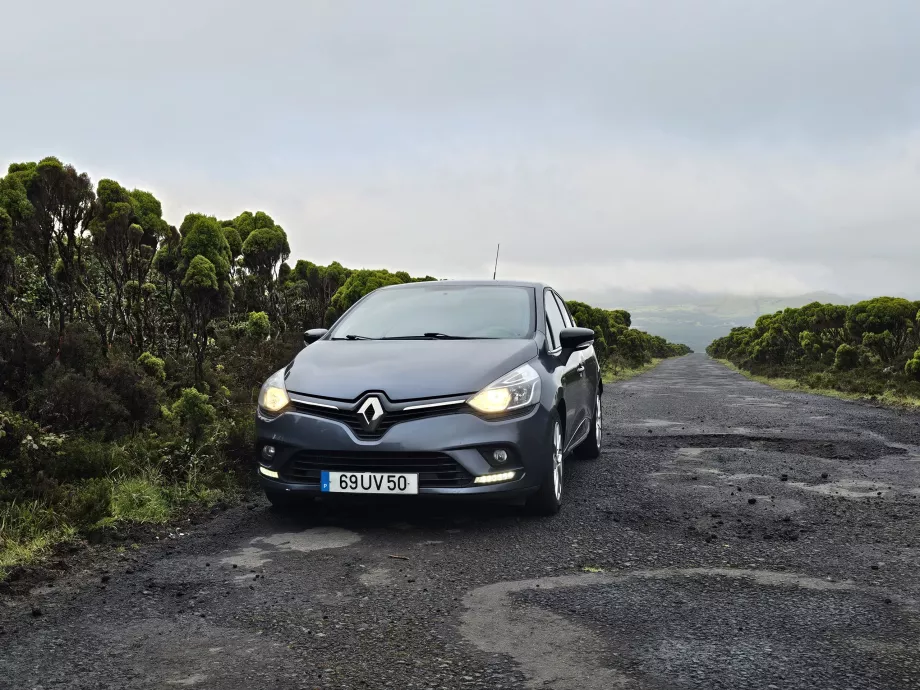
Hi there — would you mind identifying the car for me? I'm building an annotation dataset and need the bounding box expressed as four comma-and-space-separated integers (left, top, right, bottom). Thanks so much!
254, 280, 602, 514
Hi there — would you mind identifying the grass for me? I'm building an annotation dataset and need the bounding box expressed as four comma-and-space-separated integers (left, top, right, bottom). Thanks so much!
716, 359, 920, 409
603, 358, 665, 384
109, 477, 172, 525
0, 500, 76, 579
1, 472, 238, 580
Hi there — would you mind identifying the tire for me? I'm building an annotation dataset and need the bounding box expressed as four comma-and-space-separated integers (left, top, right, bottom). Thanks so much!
575, 390, 602, 459
525, 413, 564, 516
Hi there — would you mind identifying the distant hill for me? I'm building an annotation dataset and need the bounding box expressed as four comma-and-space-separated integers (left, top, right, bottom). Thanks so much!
568, 289, 866, 353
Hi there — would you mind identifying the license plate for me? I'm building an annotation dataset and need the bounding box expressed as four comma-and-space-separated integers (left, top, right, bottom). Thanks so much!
321, 471, 419, 494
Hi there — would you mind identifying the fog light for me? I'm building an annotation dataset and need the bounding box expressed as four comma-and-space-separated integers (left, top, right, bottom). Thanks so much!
492, 449, 508, 464
261, 445, 276, 461
259, 466, 279, 479
474, 471, 516, 484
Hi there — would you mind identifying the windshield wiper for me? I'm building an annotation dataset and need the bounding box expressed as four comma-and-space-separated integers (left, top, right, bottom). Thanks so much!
335, 334, 375, 340
383, 332, 478, 340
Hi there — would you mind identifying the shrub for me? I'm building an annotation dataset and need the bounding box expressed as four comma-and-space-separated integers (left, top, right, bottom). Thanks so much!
137, 352, 166, 383
245, 311, 270, 340
803, 372, 832, 389
29, 367, 129, 434
834, 344, 859, 371
54, 437, 123, 482
221, 411, 255, 465
59, 321, 103, 375
98, 358, 160, 426
906, 349, 920, 380
62, 478, 113, 527
0, 319, 54, 404
171, 388, 216, 443
861, 330, 896, 363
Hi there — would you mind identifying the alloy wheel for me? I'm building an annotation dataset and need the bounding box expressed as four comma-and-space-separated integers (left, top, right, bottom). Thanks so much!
552, 421, 563, 501
595, 394, 602, 450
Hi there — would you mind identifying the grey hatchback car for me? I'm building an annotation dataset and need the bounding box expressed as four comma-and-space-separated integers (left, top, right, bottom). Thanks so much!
255, 280, 602, 514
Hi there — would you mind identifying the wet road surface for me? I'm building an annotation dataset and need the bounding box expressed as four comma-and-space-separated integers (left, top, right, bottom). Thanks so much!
3, 354, 920, 689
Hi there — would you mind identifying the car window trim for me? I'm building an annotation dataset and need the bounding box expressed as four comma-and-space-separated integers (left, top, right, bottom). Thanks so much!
552, 291, 574, 329
543, 288, 564, 355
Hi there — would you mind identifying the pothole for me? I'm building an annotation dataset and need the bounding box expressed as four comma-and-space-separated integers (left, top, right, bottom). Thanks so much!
633, 434, 910, 461
220, 527, 361, 569
462, 569, 919, 690
788, 479, 892, 498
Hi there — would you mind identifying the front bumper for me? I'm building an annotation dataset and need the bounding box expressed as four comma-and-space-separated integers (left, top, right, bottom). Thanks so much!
255, 403, 552, 498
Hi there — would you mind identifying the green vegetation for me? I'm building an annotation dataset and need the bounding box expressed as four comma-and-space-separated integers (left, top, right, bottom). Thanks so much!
708, 298, 920, 405
0, 155, 689, 577
603, 358, 666, 384
566, 302, 692, 373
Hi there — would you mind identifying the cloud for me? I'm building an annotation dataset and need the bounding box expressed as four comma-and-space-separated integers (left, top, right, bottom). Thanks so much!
2, 0, 920, 298
273, 132, 920, 294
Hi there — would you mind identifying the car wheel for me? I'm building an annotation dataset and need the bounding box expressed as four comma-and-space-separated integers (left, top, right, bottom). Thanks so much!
575, 391, 602, 459
526, 413, 564, 515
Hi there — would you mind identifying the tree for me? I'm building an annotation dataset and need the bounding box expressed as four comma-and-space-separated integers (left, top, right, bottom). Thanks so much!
180, 213, 232, 278
834, 343, 859, 371
89, 180, 165, 351
325, 269, 432, 324
241, 224, 290, 313
0, 158, 95, 336
0, 208, 15, 322
176, 214, 232, 380
283, 260, 352, 329
243, 219, 284, 263
181, 255, 220, 381
847, 298, 917, 358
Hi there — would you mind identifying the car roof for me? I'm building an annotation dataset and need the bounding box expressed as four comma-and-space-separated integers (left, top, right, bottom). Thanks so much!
379, 279, 551, 291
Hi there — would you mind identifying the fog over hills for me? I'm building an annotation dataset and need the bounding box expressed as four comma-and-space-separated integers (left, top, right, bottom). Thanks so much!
567, 289, 873, 353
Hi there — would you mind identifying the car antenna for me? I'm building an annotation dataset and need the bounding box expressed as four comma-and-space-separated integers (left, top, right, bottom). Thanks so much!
492, 243, 500, 280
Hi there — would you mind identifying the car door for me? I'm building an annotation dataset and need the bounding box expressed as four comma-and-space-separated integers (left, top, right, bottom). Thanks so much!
551, 290, 593, 444
555, 292, 597, 428
543, 289, 582, 451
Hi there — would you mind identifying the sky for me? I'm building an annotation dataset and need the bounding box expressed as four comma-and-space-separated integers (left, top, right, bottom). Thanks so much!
2, 0, 920, 300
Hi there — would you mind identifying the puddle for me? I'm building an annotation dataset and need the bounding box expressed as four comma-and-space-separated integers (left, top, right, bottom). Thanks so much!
221, 527, 361, 570
167, 674, 208, 686
787, 480, 891, 499
359, 567, 393, 586
635, 419, 687, 428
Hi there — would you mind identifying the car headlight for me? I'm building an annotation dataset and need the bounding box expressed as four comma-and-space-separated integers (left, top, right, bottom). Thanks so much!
467, 363, 541, 414
258, 369, 290, 414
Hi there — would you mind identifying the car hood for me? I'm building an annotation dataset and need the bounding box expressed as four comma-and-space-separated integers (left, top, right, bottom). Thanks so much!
284, 339, 539, 401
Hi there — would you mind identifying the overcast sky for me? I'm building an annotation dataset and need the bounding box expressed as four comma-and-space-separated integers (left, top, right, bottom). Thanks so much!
2, 0, 919, 299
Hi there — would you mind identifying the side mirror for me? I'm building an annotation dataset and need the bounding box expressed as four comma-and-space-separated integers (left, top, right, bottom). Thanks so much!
303, 328, 328, 345
558, 327, 594, 354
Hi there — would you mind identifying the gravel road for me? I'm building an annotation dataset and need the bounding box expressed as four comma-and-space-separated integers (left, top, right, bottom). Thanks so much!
3, 354, 920, 689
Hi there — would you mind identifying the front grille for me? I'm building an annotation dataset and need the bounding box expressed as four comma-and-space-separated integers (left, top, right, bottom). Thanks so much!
289, 400, 466, 440
281, 450, 473, 488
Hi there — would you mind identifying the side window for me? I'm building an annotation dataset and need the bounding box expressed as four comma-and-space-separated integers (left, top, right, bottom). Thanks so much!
544, 290, 566, 352
553, 293, 574, 328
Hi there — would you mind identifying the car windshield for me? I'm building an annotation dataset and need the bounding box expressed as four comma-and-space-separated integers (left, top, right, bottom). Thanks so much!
329, 284, 534, 340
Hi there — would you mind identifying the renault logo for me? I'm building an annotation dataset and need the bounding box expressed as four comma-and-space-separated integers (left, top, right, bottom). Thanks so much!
356, 396, 385, 431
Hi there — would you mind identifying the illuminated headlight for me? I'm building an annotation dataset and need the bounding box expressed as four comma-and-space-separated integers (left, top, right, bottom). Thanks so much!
467, 363, 541, 414
474, 471, 516, 484
259, 466, 279, 479
258, 369, 290, 414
